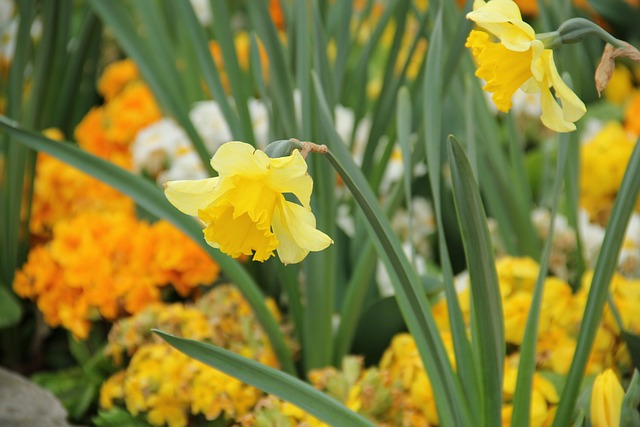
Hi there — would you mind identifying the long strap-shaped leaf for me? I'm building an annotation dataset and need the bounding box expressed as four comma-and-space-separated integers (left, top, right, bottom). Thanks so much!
87, 0, 212, 174
312, 72, 472, 427
154, 331, 375, 427
510, 128, 571, 427
448, 137, 504, 427
552, 137, 640, 426
0, 116, 296, 375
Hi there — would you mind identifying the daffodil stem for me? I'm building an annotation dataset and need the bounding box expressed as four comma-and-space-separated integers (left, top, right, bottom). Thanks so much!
538, 18, 625, 50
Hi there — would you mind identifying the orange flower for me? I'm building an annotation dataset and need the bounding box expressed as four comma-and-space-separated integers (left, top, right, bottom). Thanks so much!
269, 0, 285, 30
97, 58, 140, 101
15, 211, 219, 339
624, 91, 640, 137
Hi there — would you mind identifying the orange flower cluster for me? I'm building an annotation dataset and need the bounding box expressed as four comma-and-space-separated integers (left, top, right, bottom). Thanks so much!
14, 211, 219, 340
29, 153, 135, 237
75, 59, 162, 168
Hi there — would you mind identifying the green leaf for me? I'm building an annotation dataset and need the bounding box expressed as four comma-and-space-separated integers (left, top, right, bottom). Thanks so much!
424, 8, 479, 420
88, 0, 212, 173
552, 137, 640, 426
511, 134, 570, 427
350, 297, 406, 365
312, 72, 472, 427
94, 408, 153, 427
623, 332, 640, 373
0, 286, 22, 328
621, 369, 640, 427
448, 136, 504, 427
0, 116, 296, 376
154, 331, 376, 427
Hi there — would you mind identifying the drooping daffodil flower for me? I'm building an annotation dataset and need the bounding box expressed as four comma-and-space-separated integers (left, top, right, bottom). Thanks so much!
165, 141, 333, 265
465, 0, 586, 132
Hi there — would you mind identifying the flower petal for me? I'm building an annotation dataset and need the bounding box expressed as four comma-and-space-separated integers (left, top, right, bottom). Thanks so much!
164, 177, 219, 216
543, 51, 586, 123
272, 199, 333, 265
210, 141, 269, 178
467, 0, 535, 51
539, 86, 576, 133
268, 150, 313, 208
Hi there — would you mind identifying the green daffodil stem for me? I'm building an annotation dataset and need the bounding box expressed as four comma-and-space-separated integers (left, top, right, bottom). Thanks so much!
537, 18, 626, 50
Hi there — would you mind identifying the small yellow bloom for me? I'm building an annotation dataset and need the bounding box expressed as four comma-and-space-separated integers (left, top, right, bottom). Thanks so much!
466, 0, 586, 132
590, 369, 625, 427
165, 141, 333, 264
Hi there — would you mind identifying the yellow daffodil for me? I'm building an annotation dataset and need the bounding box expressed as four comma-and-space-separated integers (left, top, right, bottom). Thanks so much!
466, 0, 586, 132
590, 369, 625, 427
164, 141, 333, 264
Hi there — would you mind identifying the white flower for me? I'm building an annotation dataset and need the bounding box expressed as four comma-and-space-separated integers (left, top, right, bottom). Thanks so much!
376, 241, 426, 297
335, 104, 355, 145
335, 203, 355, 237
157, 150, 208, 184
189, 101, 233, 154
579, 209, 606, 267
0, 17, 16, 65
189, 0, 212, 26
131, 118, 191, 176
511, 89, 542, 119
0, 0, 14, 23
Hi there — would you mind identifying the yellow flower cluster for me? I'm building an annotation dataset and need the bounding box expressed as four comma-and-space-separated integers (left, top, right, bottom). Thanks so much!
101, 285, 283, 427
14, 211, 219, 339
580, 121, 638, 224
75, 59, 162, 168
602, 63, 640, 138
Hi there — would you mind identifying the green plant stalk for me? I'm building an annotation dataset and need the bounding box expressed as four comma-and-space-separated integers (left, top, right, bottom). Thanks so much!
563, 129, 585, 288
424, 9, 479, 419
206, 0, 255, 143
88, 0, 213, 174
1, 0, 34, 298
51, 7, 101, 135
172, 1, 244, 140
245, 0, 298, 136
0, 117, 297, 375
332, 0, 353, 99
505, 113, 540, 258
510, 136, 569, 427
448, 137, 505, 427
312, 66, 470, 425
155, 331, 376, 427
324, 146, 472, 427
360, 0, 409, 178
552, 137, 640, 426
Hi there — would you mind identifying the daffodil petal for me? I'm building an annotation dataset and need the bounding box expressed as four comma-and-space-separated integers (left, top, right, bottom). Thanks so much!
544, 52, 586, 122
467, 0, 535, 51
210, 141, 269, 178
272, 199, 333, 265
164, 177, 219, 216
540, 86, 576, 133
268, 150, 313, 208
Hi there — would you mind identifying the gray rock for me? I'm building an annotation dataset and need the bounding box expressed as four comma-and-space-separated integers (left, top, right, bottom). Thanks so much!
0, 366, 72, 427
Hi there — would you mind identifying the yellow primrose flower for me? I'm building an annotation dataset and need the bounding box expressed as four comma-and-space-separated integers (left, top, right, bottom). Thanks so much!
466, 0, 586, 132
590, 369, 625, 427
165, 141, 333, 264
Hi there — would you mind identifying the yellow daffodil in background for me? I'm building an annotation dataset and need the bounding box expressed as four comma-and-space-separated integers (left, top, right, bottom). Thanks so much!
164, 141, 333, 264
465, 0, 586, 132
590, 369, 625, 427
